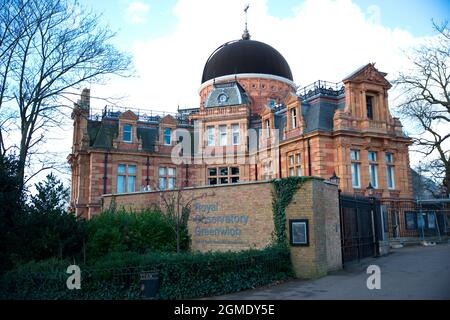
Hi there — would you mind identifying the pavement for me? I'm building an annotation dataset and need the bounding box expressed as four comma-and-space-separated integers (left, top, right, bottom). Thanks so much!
209, 243, 450, 300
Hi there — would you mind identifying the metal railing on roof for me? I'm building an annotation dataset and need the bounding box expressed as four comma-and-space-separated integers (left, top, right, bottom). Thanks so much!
297, 80, 345, 100
88, 105, 195, 125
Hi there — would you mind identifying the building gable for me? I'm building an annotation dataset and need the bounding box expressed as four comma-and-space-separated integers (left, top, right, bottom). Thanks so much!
343, 63, 391, 89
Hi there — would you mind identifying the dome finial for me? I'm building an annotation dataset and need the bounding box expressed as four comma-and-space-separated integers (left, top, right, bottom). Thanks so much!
242, 4, 251, 40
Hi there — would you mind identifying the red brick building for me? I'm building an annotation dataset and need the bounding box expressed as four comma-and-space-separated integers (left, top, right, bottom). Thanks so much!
68, 30, 413, 219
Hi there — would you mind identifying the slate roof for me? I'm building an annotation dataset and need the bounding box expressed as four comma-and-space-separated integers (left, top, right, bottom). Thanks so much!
87, 120, 118, 149
137, 127, 159, 152
87, 121, 160, 152
270, 97, 344, 140
205, 81, 249, 108
302, 100, 338, 134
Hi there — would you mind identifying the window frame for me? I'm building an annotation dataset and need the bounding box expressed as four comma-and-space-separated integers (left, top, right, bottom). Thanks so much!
117, 163, 136, 193
232, 124, 239, 145
385, 153, 395, 190
366, 94, 374, 120
163, 127, 172, 146
350, 150, 361, 188
291, 108, 297, 129
219, 125, 227, 146
207, 126, 215, 146
368, 151, 378, 188
159, 166, 176, 190
369, 163, 378, 188
287, 153, 302, 177
207, 166, 240, 185
123, 124, 132, 143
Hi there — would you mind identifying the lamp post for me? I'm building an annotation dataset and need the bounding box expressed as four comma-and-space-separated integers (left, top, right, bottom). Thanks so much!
329, 171, 340, 186
366, 182, 374, 197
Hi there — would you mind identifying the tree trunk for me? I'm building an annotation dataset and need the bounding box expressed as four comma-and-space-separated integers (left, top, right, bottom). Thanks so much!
445, 162, 450, 197
176, 226, 180, 253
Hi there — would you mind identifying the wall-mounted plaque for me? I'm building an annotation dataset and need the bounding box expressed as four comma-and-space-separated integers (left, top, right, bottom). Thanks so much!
289, 219, 309, 246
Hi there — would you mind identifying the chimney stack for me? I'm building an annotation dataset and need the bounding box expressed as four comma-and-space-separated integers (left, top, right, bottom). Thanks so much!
79, 88, 90, 109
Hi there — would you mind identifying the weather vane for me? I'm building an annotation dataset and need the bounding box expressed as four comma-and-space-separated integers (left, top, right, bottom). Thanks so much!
242, 4, 251, 40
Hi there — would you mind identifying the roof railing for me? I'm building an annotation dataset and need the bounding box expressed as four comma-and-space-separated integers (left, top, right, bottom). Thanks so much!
88, 105, 194, 125
297, 80, 345, 100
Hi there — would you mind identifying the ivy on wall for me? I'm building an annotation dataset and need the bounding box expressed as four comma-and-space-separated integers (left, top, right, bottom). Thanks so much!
271, 177, 312, 244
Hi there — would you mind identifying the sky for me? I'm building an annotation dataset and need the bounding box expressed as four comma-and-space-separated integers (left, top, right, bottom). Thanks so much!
74, 0, 450, 112
31, 0, 450, 187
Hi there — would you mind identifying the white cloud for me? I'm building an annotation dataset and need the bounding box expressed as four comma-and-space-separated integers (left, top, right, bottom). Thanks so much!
126, 1, 150, 25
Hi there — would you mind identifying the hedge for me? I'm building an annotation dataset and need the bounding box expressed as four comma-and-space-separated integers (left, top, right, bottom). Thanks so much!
86, 209, 189, 261
0, 244, 293, 300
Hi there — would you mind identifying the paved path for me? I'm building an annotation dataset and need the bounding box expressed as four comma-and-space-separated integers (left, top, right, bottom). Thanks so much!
210, 244, 450, 300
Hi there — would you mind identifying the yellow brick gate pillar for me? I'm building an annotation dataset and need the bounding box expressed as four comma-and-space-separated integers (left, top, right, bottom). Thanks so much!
285, 178, 342, 279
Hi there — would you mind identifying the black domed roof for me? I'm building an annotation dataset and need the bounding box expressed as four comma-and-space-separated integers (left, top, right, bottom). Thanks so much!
201, 39, 293, 84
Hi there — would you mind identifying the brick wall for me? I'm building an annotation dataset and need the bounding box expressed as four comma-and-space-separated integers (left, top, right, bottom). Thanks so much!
102, 181, 276, 252
102, 177, 343, 279
285, 179, 342, 279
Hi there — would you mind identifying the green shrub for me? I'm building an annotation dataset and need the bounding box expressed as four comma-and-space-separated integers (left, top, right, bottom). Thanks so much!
8, 210, 87, 266
86, 209, 189, 261
0, 244, 293, 300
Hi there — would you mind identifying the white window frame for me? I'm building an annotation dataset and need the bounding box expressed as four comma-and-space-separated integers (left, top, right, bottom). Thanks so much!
159, 166, 176, 190
123, 124, 132, 143
385, 153, 395, 190
117, 164, 136, 193
291, 108, 297, 129
163, 128, 171, 146
350, 149, 360, 161
369, 163, 378, 188
351, 162, 361, 188
219, 125, 227, 146
207, 126, 215, 146
232, 124, 239, 145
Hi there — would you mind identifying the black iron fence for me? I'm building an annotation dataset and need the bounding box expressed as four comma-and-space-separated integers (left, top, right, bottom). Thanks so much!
297, 80, 345, 100
339, 193, 381, 265
1, 246, 292, 300
380, 200, 450, 240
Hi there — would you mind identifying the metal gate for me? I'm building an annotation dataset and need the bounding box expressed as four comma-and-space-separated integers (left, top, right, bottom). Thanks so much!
339, 194, 381, 265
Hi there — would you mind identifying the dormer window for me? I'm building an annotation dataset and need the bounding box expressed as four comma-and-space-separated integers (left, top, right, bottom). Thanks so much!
291, 108, 297, 129
366, 95, 373, 120
123, 124, 132, 142
163, 127, 171, 145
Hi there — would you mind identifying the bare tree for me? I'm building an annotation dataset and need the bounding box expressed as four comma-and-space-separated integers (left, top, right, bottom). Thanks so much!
155, 167, 213, 253
0, 0, 132, 189
395, 21, 450, 197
